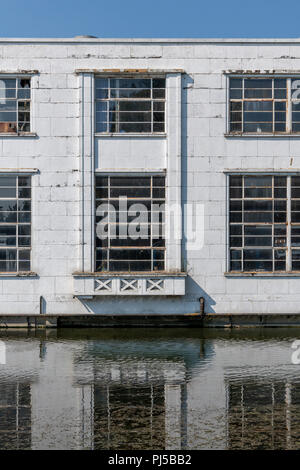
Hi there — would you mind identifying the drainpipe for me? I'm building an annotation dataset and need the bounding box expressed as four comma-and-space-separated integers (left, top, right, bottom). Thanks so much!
199, 297, 205, 316
39, 295, 44, 315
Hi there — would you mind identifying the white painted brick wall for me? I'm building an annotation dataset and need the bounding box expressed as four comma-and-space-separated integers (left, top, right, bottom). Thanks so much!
0, 38, 300, 315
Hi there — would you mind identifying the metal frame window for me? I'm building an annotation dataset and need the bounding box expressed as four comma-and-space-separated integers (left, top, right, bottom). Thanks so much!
0, 175, 31, 272
228, 76, 300, 135
0, 78, 31, 134
95, 77, 166, 134
95, 175, 165, 272
229, 77, 288, 134
229, 174, 300, 272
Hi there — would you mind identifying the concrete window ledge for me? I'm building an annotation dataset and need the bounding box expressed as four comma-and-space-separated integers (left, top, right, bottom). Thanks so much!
224, 133, 300, 138
0, 133, 38, 138
95, 133, 167, 138
0, 272, 38, 278
73, 272, 186, 296
225, 271, 300, 278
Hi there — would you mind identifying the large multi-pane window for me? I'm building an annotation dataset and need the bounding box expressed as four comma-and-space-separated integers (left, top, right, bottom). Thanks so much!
95, 175, 165, 272
95, 77, 165, 133
229, 76, 300, 134
0, 175, 31, 272
229, 174, 300, 272
0, 78, 31, 134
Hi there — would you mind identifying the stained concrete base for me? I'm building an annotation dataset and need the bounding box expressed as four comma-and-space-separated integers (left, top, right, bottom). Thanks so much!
0, 314, 300, 328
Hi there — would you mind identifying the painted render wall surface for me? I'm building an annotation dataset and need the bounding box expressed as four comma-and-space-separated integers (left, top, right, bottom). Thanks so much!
1, 39, 300, 315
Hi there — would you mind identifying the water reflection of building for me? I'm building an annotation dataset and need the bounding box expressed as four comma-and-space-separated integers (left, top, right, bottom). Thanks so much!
0, 332, 299, 450
0, 338, 92, 450
0, 333, 215, 450
0, 383, 31, 449
0, 340, 39, 450
73, 338, 207, 450
226, 379, 300, 449
221, 339, 300, 450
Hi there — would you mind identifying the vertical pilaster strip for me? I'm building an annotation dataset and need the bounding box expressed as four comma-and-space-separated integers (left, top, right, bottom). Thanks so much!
166, 72, 182, 272
287, 175, 292, 271
79, 72, 94, 273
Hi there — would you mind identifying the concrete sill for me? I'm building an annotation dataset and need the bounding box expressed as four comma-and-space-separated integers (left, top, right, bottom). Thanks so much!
95, 133, 167, 138
73, 271, 186, 278
225, 271, 300, 278
73, 272, 186, 296
225, 133, 300, 138
0, 272, 38, 278
0, 133, 37, 138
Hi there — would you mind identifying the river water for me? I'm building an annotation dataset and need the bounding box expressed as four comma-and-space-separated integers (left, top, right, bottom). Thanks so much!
0, 327, 299, 450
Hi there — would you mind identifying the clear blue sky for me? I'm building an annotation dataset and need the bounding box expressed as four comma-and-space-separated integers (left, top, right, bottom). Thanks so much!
2, 0, 300, 38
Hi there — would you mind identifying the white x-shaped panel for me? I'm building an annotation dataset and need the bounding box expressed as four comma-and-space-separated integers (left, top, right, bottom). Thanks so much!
120, 279, 138, 291
95, 279, 112, 292
146, 279, 164, 292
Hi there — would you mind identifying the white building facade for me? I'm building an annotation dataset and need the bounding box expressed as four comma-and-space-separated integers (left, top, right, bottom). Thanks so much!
1, 37, 300, 316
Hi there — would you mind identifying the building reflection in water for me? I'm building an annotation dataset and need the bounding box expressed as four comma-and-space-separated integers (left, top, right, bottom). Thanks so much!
0, 330, 299, 450
0, 383, 31, 449
73, 336, 207, 450
226, 378, 300, 449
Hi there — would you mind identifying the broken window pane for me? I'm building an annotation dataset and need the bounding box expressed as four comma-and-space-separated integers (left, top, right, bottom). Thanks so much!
229, 77, 287, 134
111, 89, 151, 99
0, 77, 31, 134
95, 77, 165, 133
229, 175, 288, 272
0, 176, 31, 272
95, 175, 166, 272
0, 187, 16, 198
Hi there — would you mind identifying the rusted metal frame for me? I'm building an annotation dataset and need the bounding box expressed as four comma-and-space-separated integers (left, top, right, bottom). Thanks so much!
272, 176, 275, 271
287, 79, 292, 133
289, 78, 300, 133
95, 175, 165, 270
150, 175, 153, 270
16, 79, 31, 135
225, 75, 230, 134
225, 173, 230, 272
289, 177, 300, 270
95, 75, 165, 135
270, 176, 274, 271
272, 79, 275, 133
106, 81, 109, 133
16, 175, 20, 271
151, 78, 153, 134
242, 78, 244, 132
0, 175, 31, 272
241, 175, 244, 271
110, 78, 120, 134
0, 77, 31, 136
287, 176, 292, 271
95, 175, 166, 271
90, 74, 95, 273
230, 77, 288, 134
229, 174, 289, 273
230, 95, 287, 133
